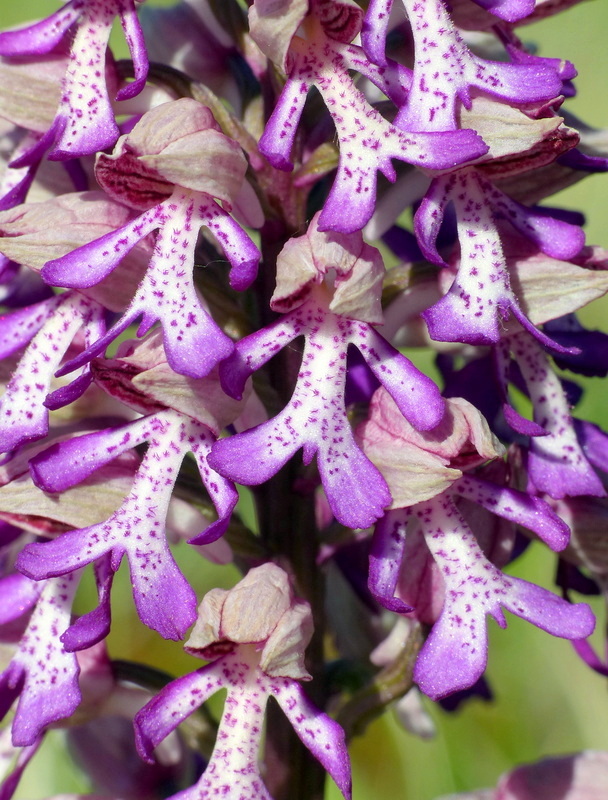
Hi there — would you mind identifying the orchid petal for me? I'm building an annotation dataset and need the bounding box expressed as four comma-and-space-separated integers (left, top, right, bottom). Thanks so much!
115, 0, 150, 101
0, 293, 104, 454
349, 324, 444, 431
60, 555, 114, 651
47, 190, 251, 379
394, 0, 562, 132
361, 0, 393, 67
368, 508, 414, 613
0, 3, 80, 56
272, 680, 352, 799
510, 333, 606, 499
472, 0, 535, 22
212, 300, 400, 529
420, 169, 579, 350
0, 574, 42, 625
134, 663, 222, 763
453, 475, 571, 551
414, 495, 595, 699
30, 416, 153, 493
22, 411, 233, 638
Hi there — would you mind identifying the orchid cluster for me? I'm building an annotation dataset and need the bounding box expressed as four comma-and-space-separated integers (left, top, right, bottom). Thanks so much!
0, 0, 606, 798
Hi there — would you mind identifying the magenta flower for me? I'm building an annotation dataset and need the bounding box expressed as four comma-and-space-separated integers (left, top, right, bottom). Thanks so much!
358, 388, 593, 697
496, 332, 606, 499
0, 0, 149, 160
251, 0, 487, 232
0, 572, 81, 745
210, 217, 445, 529
415, 167, 584, 348
363, 0, 563, 109
0, 290, 105, 454
0, 0, 606, 795
19, 404, 236, 640
134, 564, 351, 800
373, 487, 593, 699
437, 751, 608, 800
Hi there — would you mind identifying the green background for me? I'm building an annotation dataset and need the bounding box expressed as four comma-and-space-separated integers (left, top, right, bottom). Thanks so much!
1, 1, 608, 797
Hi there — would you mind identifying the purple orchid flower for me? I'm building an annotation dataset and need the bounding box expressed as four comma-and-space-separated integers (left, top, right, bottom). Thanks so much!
0, 572, 82, 745
252, 0, 487, 233
495, 332, 606, 499
0, 132, 40, 218
370, 488, 593, 699
18, 407, 237, 640
363, 0, 562, 111
0, 290, 105, 454
364, 0, 538, 63
134, 564, 352, 800
0, 0, 149, 161
209, 218, 445, 530
415, 167, 585, 348
42, 99, 260, 379
357, 387, 592, 696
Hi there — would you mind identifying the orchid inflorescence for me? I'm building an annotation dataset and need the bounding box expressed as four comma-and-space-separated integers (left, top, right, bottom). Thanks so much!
0, 0, 607, 798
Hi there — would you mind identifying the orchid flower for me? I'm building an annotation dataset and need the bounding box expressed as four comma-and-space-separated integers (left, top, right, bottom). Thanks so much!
415, 166, 585, 348
0, 0, 149, 161
358, 388, 594, 697
41, 99, 260, 378
495, 332, 606, 499
134, 564, 352, 800
0, 290, 105, 454
363, 0, 564, 101
0, 572, 81, 745
210, 215, 445, 529
18, 375, 238, 638
252, 0, 488, 232
0, 0, 606, 795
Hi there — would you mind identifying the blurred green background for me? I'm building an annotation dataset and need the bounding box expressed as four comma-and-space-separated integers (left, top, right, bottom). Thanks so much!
2, 1, 608, 798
